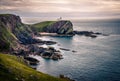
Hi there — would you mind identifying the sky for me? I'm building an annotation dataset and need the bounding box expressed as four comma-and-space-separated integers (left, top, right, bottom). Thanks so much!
0, 0, 120, 23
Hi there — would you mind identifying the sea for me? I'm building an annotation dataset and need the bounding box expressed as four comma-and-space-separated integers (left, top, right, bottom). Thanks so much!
31, 20, 120, 81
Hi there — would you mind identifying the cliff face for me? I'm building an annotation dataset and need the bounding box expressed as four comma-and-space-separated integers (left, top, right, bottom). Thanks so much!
0, 21, 17, 51
0, 14, 33, 45
0, 14, 22, 32
46, 20, 73, 34
32, 20, 74, 35
0, 14, 35, 51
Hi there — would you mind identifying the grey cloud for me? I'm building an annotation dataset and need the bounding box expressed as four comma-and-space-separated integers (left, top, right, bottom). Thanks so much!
0, 0, 120, 19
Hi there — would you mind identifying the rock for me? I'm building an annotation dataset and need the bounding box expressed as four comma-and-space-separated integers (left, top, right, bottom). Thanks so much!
17, 49, 28, 56
0, 14, 41, 45
52, 52, 63, 60
0, 16, 19, 52
0, 14, 22, 32
41, 51, 53, 58
24, 57, 39, 65
59, 74, 64, 78
48, 47, 56, 52
52, 55, 59, 60
72, 50, 77, 53
29, 37, 57, 45
94, 32, 102, 35
59, 74, 75, 81
73, 31, 108, 38
58, 44, 61, 46
43, 40, 57, 45
60, 48, 70, 51
73, 31, 97, 38
89, 35, 97, 38
39, 46, 63, 60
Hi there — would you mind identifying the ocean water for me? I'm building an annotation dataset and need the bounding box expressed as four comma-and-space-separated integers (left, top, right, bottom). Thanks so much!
32, 21, 120, 81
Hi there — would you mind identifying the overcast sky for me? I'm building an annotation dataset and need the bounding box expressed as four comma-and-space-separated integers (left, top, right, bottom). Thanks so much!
0, 0, 120, 23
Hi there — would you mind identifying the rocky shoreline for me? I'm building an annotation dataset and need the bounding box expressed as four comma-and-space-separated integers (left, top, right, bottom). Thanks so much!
39, 31, 108, 38
0, 14, 107, 61
73, 31, 109, 38
12, 30, 108, 68
0, 14, 109, 81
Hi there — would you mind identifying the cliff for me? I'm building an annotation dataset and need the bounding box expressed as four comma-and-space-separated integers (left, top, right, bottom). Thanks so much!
0, 14, 63, 59
0, 14, 33, 47
0, 15, 18, 51
0, 14, 34, 45
31, 20, 74, 35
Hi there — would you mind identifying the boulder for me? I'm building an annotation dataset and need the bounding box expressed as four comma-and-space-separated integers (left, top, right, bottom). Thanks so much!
24, 57, 39, 65
60, 48, 70, 51
39, 46, 63, 60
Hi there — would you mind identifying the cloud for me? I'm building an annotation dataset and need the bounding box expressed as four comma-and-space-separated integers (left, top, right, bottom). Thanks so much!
0, 0, 120, 19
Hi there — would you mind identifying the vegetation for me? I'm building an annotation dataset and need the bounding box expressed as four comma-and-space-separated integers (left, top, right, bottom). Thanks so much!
0, 22, 17, 51
0, 53, 67, 81
31, 21, 56, 32
0, 14, 14, 16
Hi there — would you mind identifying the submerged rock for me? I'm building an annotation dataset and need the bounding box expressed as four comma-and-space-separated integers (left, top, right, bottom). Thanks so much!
52, 53, 63, 60
24, 57, 39, 65
73, 31, 107, 38
72, 50, 77, 53
60, 48, 70, 51
43, 40, 57, 45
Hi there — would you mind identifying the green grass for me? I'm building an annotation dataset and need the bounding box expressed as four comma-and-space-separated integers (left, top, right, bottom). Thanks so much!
31, 21, 56, 32
0, 14, 13, 16
0, 53, 67, 81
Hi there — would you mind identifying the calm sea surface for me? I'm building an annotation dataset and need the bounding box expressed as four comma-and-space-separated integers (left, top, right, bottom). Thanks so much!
32, 21, 120, 81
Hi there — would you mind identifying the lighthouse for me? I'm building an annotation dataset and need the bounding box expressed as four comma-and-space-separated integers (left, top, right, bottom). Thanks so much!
57, 17, 62, 21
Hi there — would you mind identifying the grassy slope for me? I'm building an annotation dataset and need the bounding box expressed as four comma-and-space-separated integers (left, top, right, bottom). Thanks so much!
31, 21, 56, 32
0, 54, 66, 81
